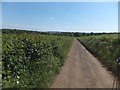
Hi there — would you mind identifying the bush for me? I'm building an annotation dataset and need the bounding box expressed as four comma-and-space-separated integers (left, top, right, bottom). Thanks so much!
2, 33, 73, 88
77, 34, 120, 74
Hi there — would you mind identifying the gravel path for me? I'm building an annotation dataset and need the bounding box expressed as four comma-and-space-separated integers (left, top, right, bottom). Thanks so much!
51, 38, 114, 88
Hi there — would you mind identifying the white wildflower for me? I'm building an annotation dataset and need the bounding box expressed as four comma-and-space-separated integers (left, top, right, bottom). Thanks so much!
17, 81, 19, 84
17, 76, 20, 79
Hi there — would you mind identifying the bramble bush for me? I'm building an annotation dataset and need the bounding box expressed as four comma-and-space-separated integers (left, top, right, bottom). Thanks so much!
78, 34, 120, 74
2, 33, 73, 88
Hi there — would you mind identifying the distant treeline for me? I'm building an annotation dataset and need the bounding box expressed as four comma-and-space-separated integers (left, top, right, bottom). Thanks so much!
2, 29, 118, 37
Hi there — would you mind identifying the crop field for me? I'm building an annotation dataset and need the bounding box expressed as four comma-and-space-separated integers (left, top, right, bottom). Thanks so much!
77, 34, 120, 74
2, 29, 120, 88
2, 31, 73, 88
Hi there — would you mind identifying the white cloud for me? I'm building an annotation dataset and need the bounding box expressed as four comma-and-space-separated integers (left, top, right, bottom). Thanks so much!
2, 24, 31, 30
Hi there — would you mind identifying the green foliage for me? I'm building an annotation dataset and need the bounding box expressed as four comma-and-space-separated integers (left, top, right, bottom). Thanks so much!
2, 33, 73, 88
78, 34, 120, 74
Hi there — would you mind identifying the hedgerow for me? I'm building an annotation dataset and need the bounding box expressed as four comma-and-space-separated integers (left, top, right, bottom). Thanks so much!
2, 33, 73, 88
77, 34, 120, 74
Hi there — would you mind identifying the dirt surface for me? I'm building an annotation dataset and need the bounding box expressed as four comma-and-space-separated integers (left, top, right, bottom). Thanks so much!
51, 38, 114, 88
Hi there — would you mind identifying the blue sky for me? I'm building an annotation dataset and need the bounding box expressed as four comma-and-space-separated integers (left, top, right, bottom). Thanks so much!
2, 2, 118, 32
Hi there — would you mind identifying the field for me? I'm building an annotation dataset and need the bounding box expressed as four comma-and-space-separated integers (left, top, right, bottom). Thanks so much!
2, 29, 120, 88
2, 31, 73, 88
77, 34, 120, 74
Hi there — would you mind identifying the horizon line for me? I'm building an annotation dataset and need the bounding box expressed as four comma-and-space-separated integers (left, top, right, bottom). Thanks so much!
2, 28, 118, 33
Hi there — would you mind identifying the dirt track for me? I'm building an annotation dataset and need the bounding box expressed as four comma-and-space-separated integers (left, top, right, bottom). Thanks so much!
51, 38, 114, 88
